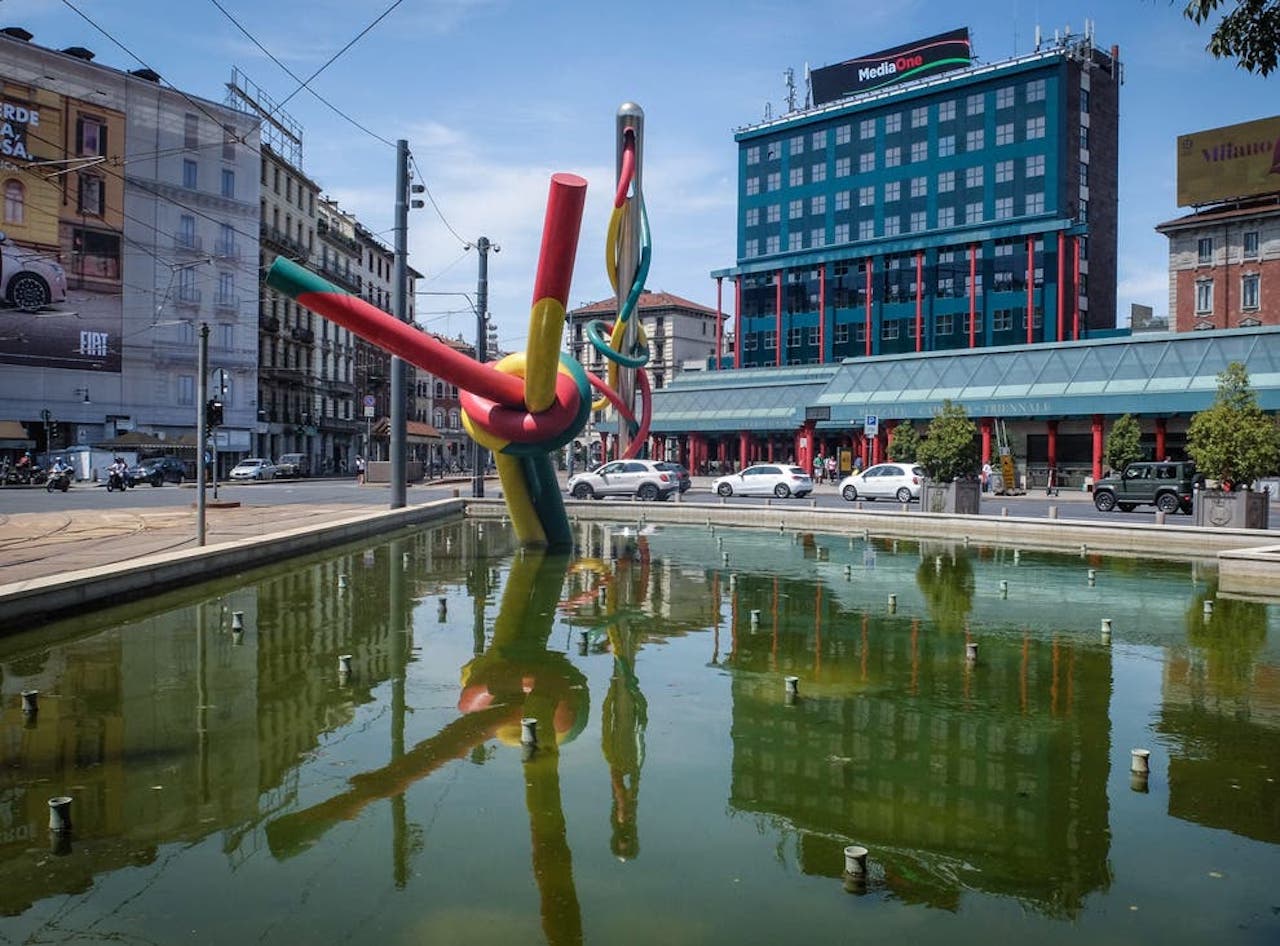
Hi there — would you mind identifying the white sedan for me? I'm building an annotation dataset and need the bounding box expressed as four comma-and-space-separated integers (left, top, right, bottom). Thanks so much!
712, 464, 813, 499
838, 463, 924, 503
229, 457, 278, 481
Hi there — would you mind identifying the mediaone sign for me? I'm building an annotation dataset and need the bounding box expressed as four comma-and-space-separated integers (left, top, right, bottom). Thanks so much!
1177, 114, 1280, 206
811, 28, 972, 105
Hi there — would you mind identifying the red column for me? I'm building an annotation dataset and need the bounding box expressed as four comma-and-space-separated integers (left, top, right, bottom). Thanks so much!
864, 258, 873, 357
601, 432, 611, 461
1155, 417, 1167, 460
799, 420, 816, 470
1091, 414, 1104, 481
734, 277, 743, 368
1073, 237, 1081, 341
1047, 419, 1058, 470
775, 270, 783, 368
981, 418, 993, 464
1056, 232, 1065, 342
914, 251, 924, 353
818, 265, 826, 364
968, 243, 977, 348
1026, 235, 1035, 344
767, 436, 775, 462
715, 275, 723, 370
738, 430, 749, 470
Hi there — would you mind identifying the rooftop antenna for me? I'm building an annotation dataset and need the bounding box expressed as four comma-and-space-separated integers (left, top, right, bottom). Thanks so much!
784, 67, 797, 113
1034, 24, 1042, 51
804, 62, 812, 109
764, 101, 773, 121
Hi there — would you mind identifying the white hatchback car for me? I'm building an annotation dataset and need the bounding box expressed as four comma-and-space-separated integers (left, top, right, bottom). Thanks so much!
0, 231, 67, 311
712, 464, 813, 499
838, 463, 924, 503
229, 457, 278, 481
567, 459, 678, 501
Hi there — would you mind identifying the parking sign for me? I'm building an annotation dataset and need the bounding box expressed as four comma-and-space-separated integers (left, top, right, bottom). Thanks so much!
865, 414, 879, 436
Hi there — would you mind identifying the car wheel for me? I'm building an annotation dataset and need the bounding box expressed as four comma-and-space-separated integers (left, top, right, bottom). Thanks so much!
717, 482, 733, 497
842, 484, 858, 502
151, 476, 161, 487
1118, 503, 1135, 512
571, 482, 593, 499
896, 487, 912, 503
638, 483, 659, 502
1094, 491, 1117, 512
773, 483, 790, 498
8, 273, 51, 311
1155, 492, 1180, 514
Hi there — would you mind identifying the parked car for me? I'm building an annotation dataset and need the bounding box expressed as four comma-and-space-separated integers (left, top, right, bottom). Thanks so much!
712, 464, 813, 498
229, 457, 277, 481
838, 463, 924, 503
1092, 460, 1201, 514
0, 231, 67, 310
275, 453, 309, 478
654, 461, 692, 493
567, 459, 678, 501
125, 455, 186, 487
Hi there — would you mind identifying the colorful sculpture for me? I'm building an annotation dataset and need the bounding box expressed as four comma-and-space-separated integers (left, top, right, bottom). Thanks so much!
265, 108, 653, 551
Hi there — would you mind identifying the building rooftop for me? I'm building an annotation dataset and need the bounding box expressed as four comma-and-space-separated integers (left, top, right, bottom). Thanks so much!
1156, 196, 1280, 232
570, 290, 716, 317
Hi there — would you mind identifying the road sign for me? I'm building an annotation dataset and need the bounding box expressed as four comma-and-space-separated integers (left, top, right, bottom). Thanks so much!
363, 395, 376, 408
865, 414, 879, 436
364, 406, 375, 418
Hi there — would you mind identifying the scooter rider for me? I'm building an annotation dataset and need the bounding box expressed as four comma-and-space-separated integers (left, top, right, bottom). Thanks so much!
108, 456, 127, 490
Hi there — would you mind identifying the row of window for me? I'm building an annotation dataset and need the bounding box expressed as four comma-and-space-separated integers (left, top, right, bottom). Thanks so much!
184, 112, 239, 163
744, 78, 1050, 165
744, 194, 1048, 255
1195, 274, 1262, 313
182, 158, 238, 198
1197, 232, 1262, 262
742, 307, 1045, 351
743, 120, 1047, 194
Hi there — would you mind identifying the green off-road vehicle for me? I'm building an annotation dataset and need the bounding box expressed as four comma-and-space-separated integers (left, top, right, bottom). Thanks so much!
1092, 460, 1201, 515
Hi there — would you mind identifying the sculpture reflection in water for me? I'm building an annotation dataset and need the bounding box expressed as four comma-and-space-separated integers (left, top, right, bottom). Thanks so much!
267, 528, 658, 944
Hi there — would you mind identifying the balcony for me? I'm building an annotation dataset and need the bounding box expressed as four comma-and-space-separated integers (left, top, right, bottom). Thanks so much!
214, 239, 239, 261
261, 316, 280, 334
291, 326, 315, 345
174, 233, 203, 253
317, 217, 362, 257
317, 260, 361, 295
176, 287, 201, 308
262, 365, 306, 383
214, 294, 238, 315
260, 222, 309, 259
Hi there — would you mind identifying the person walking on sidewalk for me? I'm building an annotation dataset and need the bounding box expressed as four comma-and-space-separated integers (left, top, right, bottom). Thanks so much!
355, 455, 366, 485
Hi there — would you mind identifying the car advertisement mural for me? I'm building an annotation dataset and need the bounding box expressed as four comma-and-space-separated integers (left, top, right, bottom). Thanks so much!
0, 79, 124, 371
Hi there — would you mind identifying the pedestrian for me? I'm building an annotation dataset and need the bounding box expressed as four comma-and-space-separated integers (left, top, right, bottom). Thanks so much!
981, 461, 992, 493
853, 454, 863, 473
355, 455, 366, 485
813, 454, 824, 484
826, 455, 837, 482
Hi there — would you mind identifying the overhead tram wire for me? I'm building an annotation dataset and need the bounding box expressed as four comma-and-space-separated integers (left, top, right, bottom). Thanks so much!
58, 0, 252, 145
408, 154, 468, 249
207, 0, 398, 150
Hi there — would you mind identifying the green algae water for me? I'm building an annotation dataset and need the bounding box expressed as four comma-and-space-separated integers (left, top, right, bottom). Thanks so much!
1, 519, 1278, 945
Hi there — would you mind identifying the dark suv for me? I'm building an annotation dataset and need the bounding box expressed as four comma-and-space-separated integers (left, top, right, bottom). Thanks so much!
1092, 460, 1201, 514
126, 455, 186, 487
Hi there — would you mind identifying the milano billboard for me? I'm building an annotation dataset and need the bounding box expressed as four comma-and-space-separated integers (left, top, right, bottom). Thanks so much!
1176, 114, 1280, 206
0, 77, 124, 372
811, 28, 972, 105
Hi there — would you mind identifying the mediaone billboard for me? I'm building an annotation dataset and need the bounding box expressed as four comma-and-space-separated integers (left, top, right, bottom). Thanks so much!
1177, 114, 1280, 206
0, 78, 124, 371
811, 28, 972, 105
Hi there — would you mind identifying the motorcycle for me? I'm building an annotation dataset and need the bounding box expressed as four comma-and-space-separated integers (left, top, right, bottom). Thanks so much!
46, 468, 71, 492
106, 470, 128, 492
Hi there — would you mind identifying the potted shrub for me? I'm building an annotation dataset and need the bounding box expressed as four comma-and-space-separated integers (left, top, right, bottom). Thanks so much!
916, 400, 981, 514
1187, 362, 1279, 529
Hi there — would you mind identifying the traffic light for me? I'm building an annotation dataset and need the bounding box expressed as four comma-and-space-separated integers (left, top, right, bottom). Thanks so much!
206, 398, 224, 427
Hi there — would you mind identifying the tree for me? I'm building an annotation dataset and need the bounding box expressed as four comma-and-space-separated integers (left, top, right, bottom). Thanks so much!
916, 400, 980, 483
1186, 361, 1280, 487
1104, 413, 1144, 473
1182, 0, 1280, 75
887, 422, 921, 462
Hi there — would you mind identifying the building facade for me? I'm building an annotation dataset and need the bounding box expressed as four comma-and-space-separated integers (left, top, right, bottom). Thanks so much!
0, 29, 260, 475
713, 31, 1120, 368
1156, 201, 1280, 333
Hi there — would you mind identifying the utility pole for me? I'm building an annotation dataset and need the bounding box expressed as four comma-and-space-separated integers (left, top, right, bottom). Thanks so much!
196, 322, 209, 546
472, 236, 496, 498
390, 139, 410, 508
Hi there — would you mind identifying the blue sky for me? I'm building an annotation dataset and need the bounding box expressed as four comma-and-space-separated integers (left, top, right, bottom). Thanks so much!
5, 0, 1272, 350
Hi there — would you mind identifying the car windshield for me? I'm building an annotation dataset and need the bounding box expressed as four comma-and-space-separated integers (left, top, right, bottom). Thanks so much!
787, 467, 808, 476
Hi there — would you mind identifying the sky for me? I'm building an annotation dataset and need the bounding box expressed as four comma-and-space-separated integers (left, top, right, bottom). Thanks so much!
3, 0, 1273, 351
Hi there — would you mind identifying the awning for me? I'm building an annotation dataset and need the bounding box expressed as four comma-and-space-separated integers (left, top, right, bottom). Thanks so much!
373, 418, 442, 443
92, 431, 170, 449
0, 420, 34, 449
